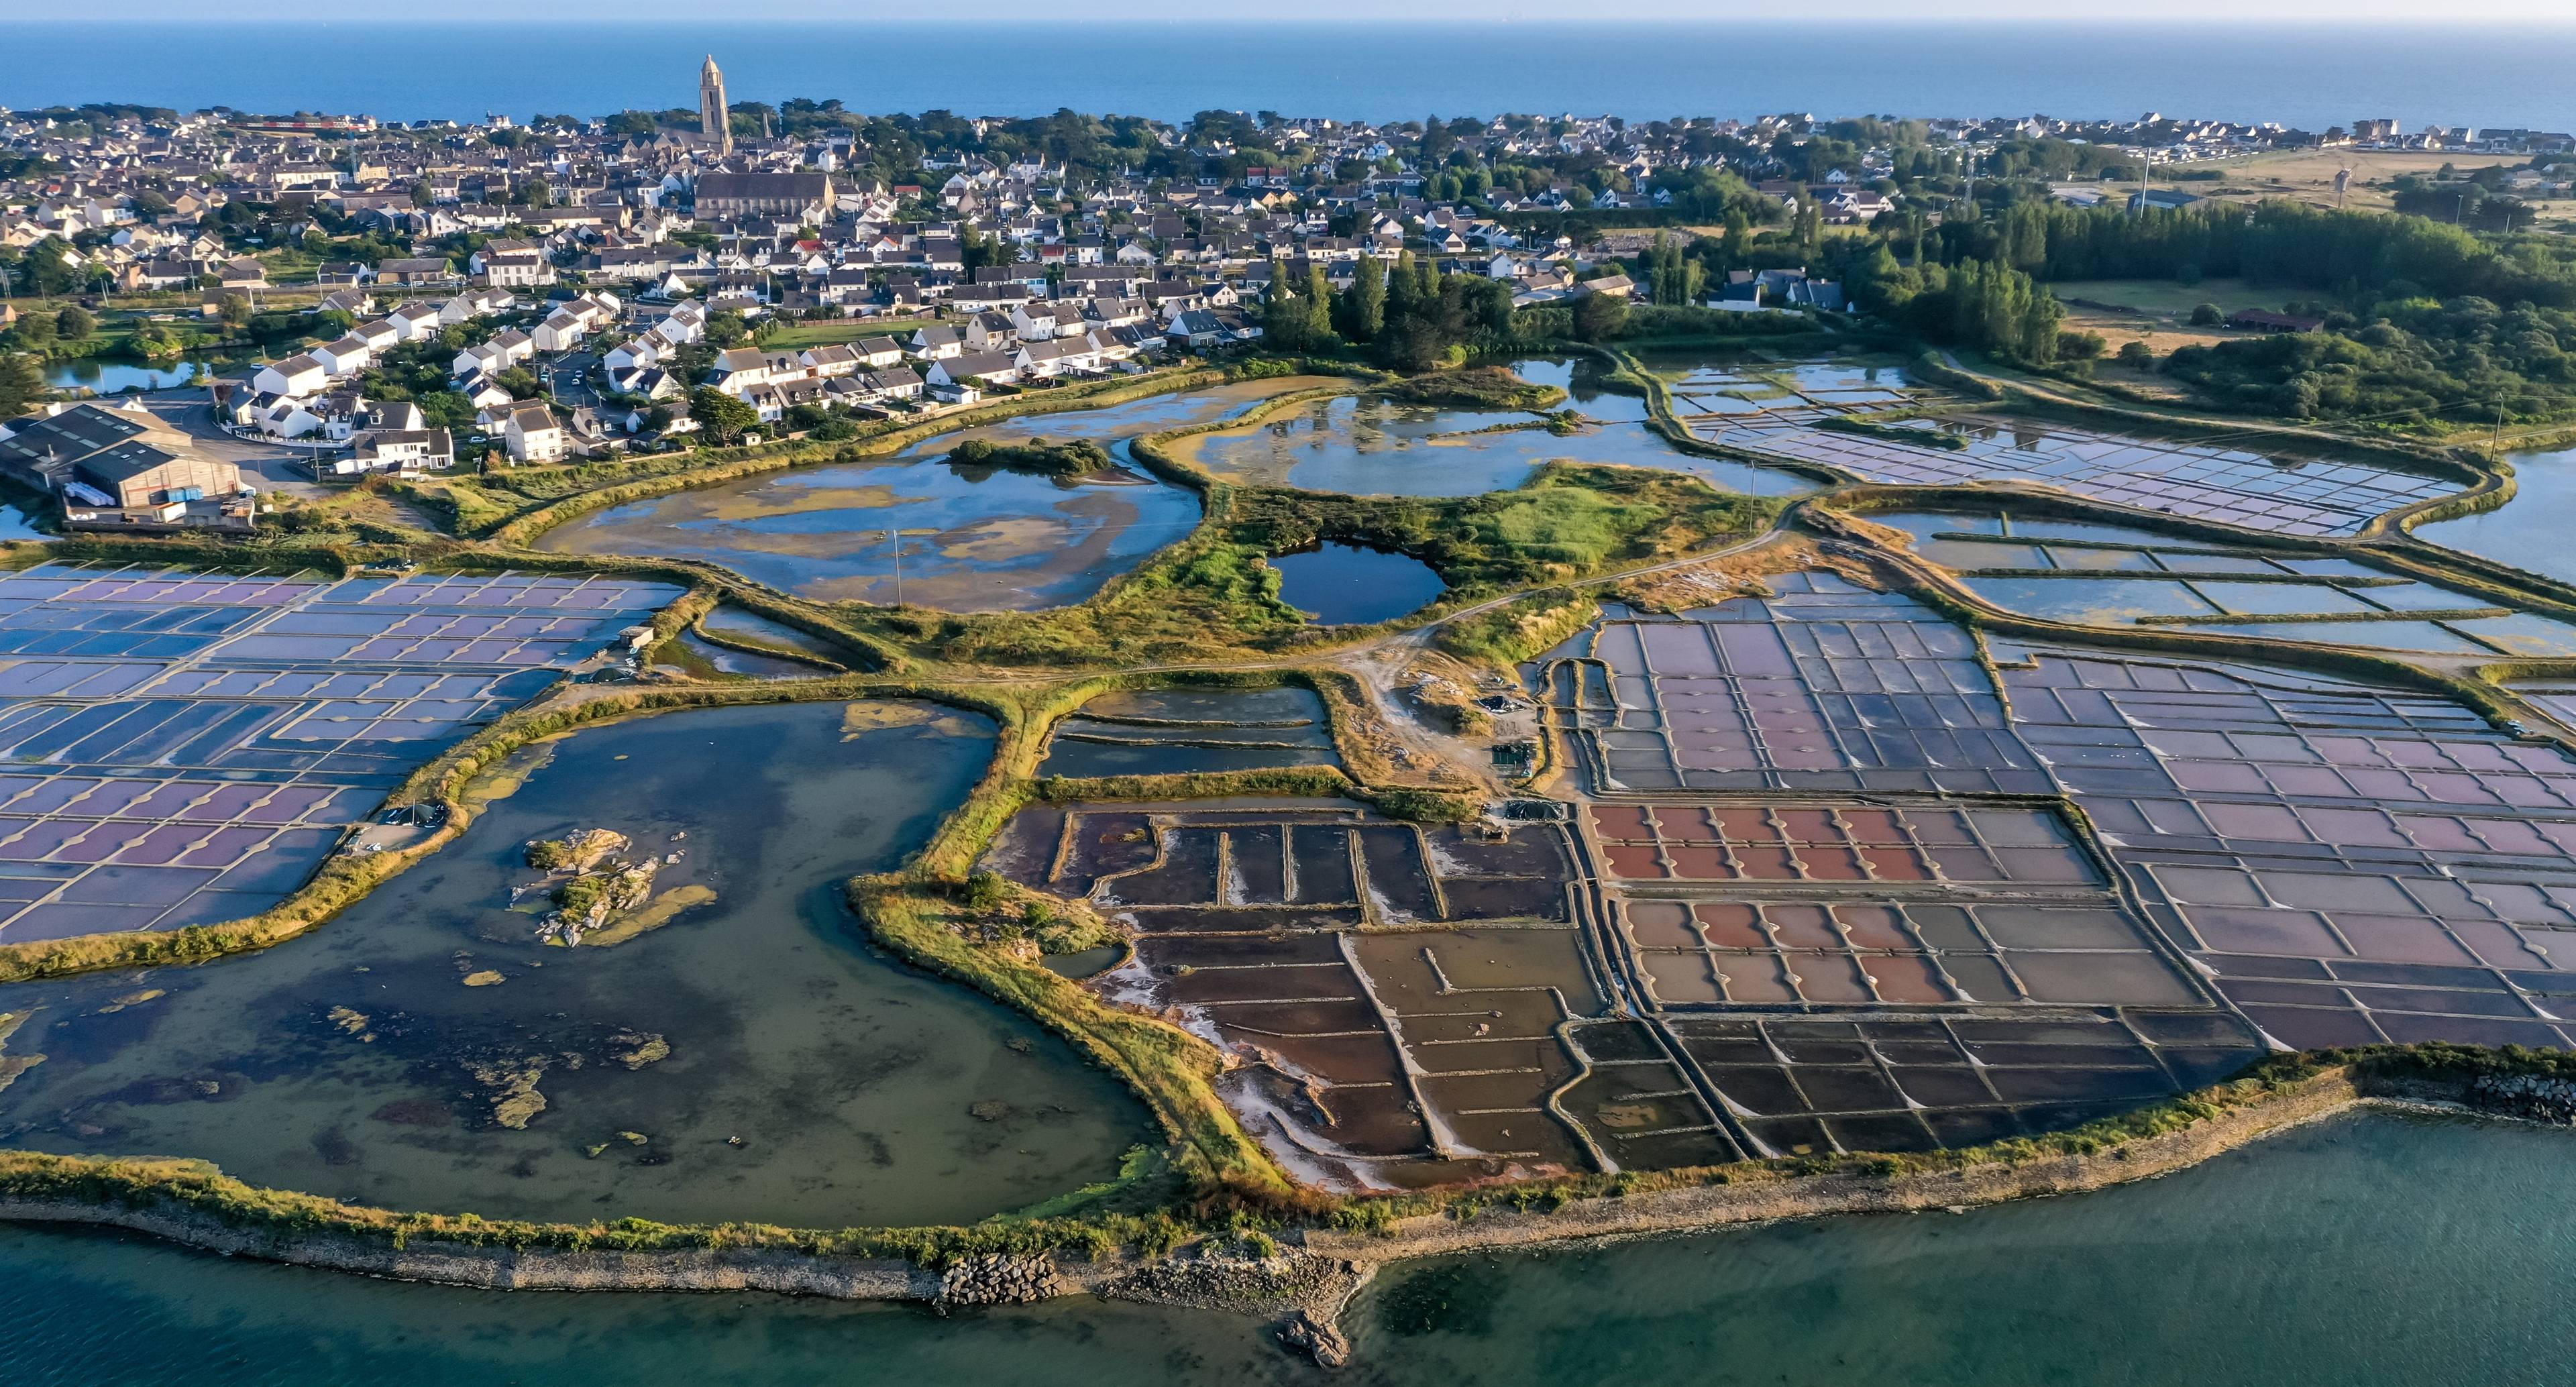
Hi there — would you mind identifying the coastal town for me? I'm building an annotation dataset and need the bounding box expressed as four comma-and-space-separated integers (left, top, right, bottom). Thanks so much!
5, 44, 2576, 1382
3, 66, 2572, 537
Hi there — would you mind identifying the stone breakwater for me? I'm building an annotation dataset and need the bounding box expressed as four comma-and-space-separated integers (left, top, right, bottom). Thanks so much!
0, 1064, 2550, 1328
2467, 1074, 2576, 1125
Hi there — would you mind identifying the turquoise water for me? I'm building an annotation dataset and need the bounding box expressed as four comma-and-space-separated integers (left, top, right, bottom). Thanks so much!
2, 1111, 2572, 1385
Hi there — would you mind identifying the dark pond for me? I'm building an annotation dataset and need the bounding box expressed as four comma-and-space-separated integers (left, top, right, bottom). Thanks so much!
0, 700, 1151, 1228
1269, 542, 1446, 625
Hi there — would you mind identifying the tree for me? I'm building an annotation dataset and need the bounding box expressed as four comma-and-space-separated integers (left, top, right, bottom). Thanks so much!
9, 310, 54, 351
54, 306, 94, 342
0, 352, 43, 419
1338, 254, 1386, 342
689, 386, 758, 445
1646, 232, 1704, 307
410, 180, 435, 209
2116, 340, 2156, 368
2189, 302, 2224, 326
216, 292, 253, 329
1572, 288, 1629, 343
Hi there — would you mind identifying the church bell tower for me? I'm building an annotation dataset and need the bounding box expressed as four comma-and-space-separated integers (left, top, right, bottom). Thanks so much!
699, 55, 732, 158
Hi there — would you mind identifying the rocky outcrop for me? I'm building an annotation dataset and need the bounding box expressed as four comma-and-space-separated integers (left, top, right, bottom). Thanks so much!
936, 1253, 1063, 1307
1277, 1309, 1352, 1369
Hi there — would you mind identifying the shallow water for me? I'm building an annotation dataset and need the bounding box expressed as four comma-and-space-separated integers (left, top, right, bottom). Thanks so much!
1187, 390, 1804, 498
4, 1111, 2574, 1386
2415, 445, 2576, 583
698, 606, 853, 666
1269, 543, 1446, 625
524, 381, 1336, 610
657, 628, 822, 679
0, 701, 1150, 1228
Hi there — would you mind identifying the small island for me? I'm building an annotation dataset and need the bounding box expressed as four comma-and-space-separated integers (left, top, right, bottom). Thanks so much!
519, 828, 714, 947
946, 436, 1116, 476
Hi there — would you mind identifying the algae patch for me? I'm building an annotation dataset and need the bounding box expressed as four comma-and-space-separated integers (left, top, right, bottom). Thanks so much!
461, 970, 507, 988
576, 885, 716, 948
0, 1011, 45, 1094
468, 1060, 548, 1129
841, 702, 937, 737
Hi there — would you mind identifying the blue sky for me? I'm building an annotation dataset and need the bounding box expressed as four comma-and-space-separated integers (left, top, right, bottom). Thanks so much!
14, 5, 2575, 19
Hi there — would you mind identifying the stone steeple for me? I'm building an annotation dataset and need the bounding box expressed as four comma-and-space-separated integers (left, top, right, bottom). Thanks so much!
698, 55, 731, 158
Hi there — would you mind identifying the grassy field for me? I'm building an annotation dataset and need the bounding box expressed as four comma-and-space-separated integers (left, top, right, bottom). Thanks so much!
2167, 148, 2574, 225
2053, 276, 2296, 387
757, 317, 934, 350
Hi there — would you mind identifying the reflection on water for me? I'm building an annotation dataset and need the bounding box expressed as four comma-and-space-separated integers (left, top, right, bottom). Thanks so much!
1269, 542, 1446, 624
527, 382, 1346, 610
3, 1111, 2574, 1386
0, 505, 46, 541
532, 447, 1200, 610
2416, 445, 2576, 584
0, 701, 1150, 1228
1189, 394, 1804, 499
42, 357, 222, 393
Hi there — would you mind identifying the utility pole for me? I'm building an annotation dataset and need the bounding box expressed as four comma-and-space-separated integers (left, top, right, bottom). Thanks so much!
2491, 399, 2508, 463
887, 529, 903, 608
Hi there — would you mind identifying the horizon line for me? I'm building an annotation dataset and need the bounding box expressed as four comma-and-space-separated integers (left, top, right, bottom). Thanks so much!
8, 15, 2576, 24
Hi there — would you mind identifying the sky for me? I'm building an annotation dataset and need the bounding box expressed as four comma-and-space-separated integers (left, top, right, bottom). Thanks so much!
13, 4, 2576, 19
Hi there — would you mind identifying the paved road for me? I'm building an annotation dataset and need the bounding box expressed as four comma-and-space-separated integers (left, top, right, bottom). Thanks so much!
549, 353, 600, 408
139, 392, 329, 499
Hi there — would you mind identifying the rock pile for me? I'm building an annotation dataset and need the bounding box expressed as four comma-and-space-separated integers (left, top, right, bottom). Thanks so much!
935, 1254, 1062, 1307
2470, 1072, 2576, 1123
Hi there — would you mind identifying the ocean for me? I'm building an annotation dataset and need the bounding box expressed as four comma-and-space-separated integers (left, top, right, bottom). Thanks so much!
2, 22, 2573, 132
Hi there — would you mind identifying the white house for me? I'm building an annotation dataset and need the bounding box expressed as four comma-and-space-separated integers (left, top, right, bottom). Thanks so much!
532, 309, 588, 354
503, 401, 566, 463
339, 427, 455, 475
312, 336, 373, 378
252, 354, 329, 398
604, 337, 662, 374
926, 351, 1018, 388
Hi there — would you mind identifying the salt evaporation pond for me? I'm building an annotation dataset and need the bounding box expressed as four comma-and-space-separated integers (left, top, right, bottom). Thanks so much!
1269, 542, 1446, 624
1036, 685, 1340, 778
1870, 508, 2576, 655
529, 380, 1333, 610
0, 700, 1151, 1228
5, 1111, 2574, 1385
